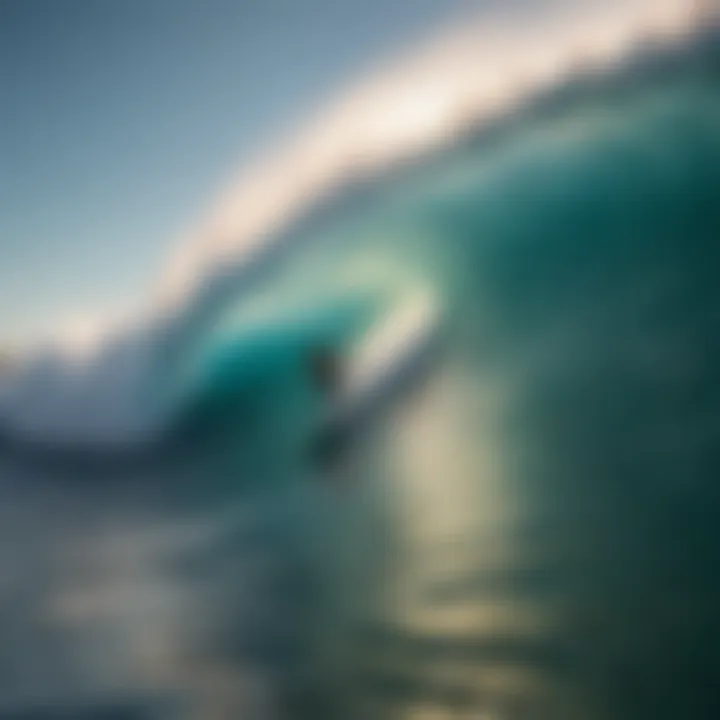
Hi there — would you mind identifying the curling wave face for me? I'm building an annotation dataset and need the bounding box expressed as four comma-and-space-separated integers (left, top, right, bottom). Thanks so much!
0, 0, 708, 452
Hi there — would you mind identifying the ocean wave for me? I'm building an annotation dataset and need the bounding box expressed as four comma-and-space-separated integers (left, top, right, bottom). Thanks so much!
0, 0, 714, 452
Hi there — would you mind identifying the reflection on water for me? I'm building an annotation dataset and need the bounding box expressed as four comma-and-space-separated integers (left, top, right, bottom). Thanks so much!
328, 361, 591, 720
330, 278, 720, 720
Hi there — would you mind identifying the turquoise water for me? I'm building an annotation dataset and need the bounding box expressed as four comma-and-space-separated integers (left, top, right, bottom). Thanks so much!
1, 28, 719, 719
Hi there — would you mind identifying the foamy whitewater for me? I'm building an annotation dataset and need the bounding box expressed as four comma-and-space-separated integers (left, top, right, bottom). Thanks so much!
1, 1, 719, 718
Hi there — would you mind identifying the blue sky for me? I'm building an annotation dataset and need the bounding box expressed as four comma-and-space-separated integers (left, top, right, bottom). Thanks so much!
0, 0, 473, 349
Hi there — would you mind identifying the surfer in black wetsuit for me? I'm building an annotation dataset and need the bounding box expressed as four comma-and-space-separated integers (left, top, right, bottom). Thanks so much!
309, 346, 342, 398
305, 310, 442, 473
306, 346, 347, 471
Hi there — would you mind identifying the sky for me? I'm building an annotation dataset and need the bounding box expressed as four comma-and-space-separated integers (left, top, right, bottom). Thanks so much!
0, 0, 476, 351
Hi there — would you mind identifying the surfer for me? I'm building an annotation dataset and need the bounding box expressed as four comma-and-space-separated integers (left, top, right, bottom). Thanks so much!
305, 299, 442, 474
307, 346, 348, 471
309, 346, 343, 398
